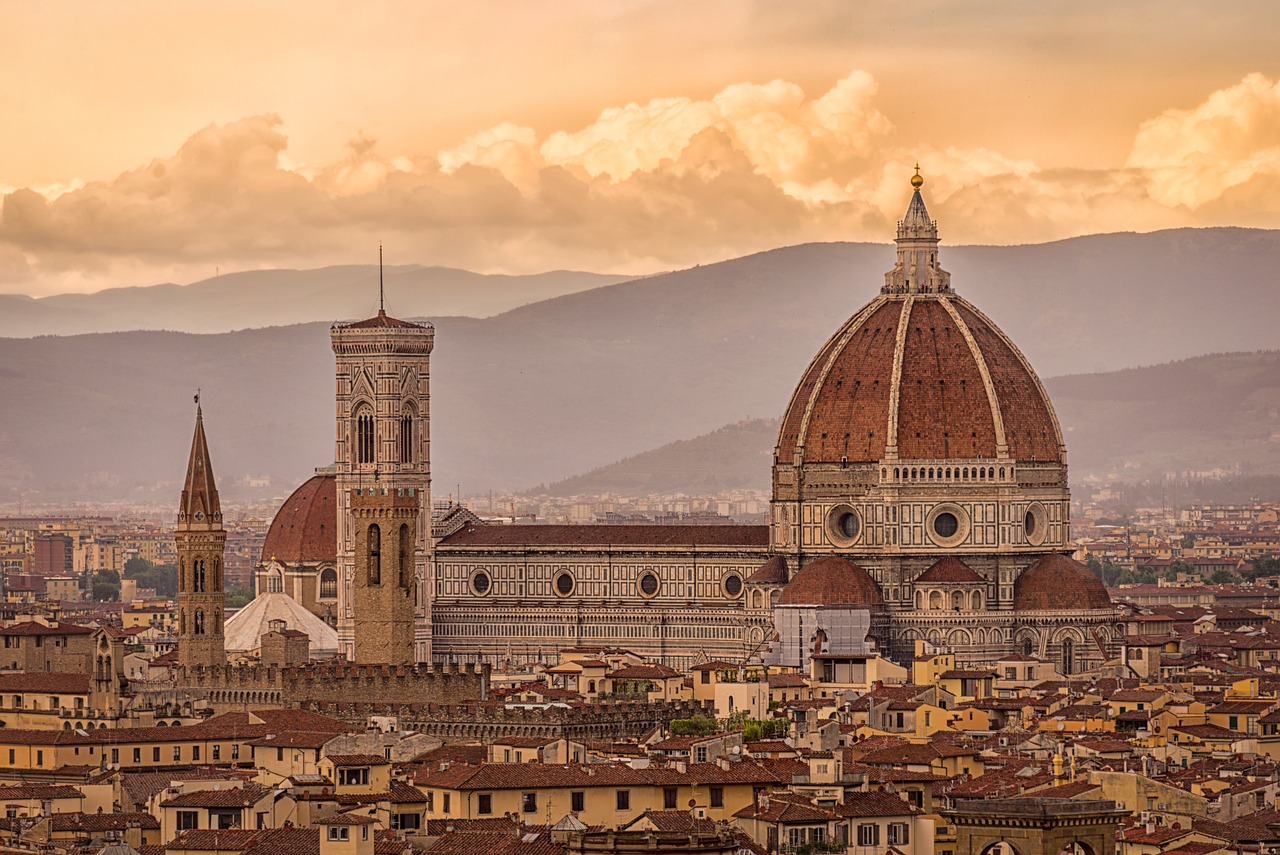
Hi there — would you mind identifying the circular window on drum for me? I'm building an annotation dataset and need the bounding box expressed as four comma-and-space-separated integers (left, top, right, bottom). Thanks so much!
722, 573, 743, 598
554, 571, 575, 597
638, 572, 660, 598
470, 570, 491, 596
826, 504, 863, 546
1024, 502, 1049, 547
925, 503, 970, 548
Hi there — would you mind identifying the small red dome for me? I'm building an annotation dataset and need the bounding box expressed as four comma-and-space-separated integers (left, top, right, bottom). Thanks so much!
1014, 554, 1112, 611
778, 555, 884, 607
261, 475, 337, 564
915, 556, 984, 585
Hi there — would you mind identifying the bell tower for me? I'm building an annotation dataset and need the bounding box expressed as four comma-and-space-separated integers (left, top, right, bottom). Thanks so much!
331, 299, 434, 663
176, 398, 227, 672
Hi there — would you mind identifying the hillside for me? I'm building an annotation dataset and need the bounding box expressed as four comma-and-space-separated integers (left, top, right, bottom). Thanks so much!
0, 265, 631, 336
528, 419, 781, 497
528, 352, 1280, 498
2, 228, 1280, 504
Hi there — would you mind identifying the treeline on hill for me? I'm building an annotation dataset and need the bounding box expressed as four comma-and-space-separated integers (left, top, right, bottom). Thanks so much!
1087, 555, 1280, 588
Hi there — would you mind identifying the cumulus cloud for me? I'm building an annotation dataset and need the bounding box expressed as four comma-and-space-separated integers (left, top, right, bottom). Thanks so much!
2, 70, 1280, 293
1126, 72, 1280, 208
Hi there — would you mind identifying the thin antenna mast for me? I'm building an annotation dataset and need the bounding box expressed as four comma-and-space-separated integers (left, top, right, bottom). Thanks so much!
379, 243, 385, 313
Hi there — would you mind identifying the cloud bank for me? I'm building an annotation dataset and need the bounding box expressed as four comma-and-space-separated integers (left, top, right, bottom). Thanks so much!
3, 70, 1280, 293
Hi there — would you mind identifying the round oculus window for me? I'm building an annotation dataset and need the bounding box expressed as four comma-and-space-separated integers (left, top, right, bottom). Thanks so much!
933, 512, 959, 539
838, 512, 859, 539
723, 573, 743, 597
471, 571, 491, 595
555, 572, 575, 596
639, 573, 660, 597
1024, 510, 1037, 537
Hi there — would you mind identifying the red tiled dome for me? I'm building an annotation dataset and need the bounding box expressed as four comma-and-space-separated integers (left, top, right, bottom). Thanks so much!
778, 555, 884, 607
915, 556, 984, 585
776, 295, 1062, 465
261, 475, 337, 564
1013, 554, 1112, 611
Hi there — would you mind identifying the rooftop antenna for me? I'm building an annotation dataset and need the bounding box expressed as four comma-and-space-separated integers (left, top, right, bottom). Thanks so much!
379, 243, 385, 313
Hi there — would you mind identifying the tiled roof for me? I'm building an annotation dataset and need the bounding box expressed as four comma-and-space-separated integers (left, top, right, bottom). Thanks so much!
339, 310, 428, 330
50, 812, 160, 832
746, 556, 788, 585
608, 664, 681, 680
1014, 554, 1113, 611
0, 784, 86, 801
161, 785, 268, 808
261, 475, 337, 564
438, 524, 768, 548
324, 754, 388, 766
834, 791, 922, 818
414, 761, 785, 791
0, 621, 94, 636
166, 828, 319, 855
121, 770, 251, 809
915, 557, 984, 585
779, 555, 883, 607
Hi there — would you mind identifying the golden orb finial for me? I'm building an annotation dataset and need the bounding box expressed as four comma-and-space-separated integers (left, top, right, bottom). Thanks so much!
910, 163, 923, 189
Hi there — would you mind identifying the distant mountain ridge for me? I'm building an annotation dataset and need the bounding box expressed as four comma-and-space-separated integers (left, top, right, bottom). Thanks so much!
0, 265, 632, 336
1, 227, 1278, 504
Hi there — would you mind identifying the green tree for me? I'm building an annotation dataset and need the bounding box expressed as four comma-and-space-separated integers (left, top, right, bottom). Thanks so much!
91, 569, 120, 602
123, 558, 178, 598
1168, 559, 1196, 577
1209, 569, 1236, 585
669, 715, 718, 736
224, 587, 254, 610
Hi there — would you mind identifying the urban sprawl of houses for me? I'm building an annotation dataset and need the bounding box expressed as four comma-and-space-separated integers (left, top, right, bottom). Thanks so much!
2, 500, 1280, 855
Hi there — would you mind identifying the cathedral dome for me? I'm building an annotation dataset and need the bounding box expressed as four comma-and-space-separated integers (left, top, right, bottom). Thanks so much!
776, 295, 1062, 465
261, 475, 337, 564
775, 177, 1062, 468
1013, 554, 1112, 611
778, 555, 884, 607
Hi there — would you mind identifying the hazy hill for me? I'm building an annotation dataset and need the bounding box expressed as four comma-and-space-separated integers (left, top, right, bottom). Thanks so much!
528, 419, 782, 497
2, 227, 1280, 504
0, 265, 631, 336
528, 352, 1280, 497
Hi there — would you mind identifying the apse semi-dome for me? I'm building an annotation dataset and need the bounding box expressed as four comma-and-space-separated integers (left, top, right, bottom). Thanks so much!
261, 475, 337, 564
1013, 554, 1112, 611
778, 555, 884, 607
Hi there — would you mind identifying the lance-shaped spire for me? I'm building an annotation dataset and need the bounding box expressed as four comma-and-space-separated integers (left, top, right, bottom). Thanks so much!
179, 397, 222, 527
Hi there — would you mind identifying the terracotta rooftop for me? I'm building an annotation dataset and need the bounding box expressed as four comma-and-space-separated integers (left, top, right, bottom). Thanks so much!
778, 554, 883, 607
776, 293, 1063, 465
439, 524, 768, 548
916, 556, 984, 585
261, 475, 337, 564
747, 555, 788, 585
1014, 554, 1113, 611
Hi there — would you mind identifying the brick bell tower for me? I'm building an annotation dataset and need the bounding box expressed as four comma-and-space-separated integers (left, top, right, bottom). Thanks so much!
176, 397, 227, 672
331, 281, 434, 664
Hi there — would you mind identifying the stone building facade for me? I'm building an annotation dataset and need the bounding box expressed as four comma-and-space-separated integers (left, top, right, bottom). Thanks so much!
248, 173, 1119, 675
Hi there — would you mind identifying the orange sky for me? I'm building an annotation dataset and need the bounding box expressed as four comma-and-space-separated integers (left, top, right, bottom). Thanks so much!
3, 1, 1280, 295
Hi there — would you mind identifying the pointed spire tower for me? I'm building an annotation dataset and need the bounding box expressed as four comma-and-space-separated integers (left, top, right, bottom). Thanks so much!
176, 397, 227, 672
883, 166, 951, 295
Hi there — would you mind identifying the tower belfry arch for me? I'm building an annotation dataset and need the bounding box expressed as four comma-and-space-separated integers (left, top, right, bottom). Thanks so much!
331, 268, 435, 664
944, 799, 1127, 855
